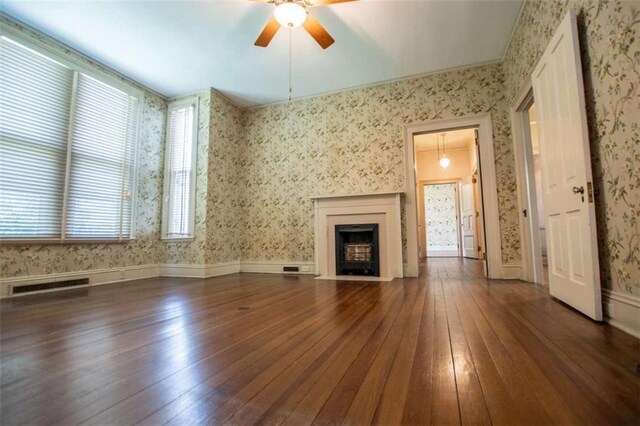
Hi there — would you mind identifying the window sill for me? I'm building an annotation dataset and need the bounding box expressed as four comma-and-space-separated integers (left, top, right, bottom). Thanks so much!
161, 237, 194, 243
0, 238, 136, 246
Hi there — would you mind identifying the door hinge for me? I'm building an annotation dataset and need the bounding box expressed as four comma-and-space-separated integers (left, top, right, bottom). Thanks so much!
522, 209, 527, 218
475, 211, 479, 218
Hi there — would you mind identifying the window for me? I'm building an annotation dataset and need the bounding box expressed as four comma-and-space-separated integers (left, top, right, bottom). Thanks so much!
162, 99, 197, 240
0, 35, 140, 241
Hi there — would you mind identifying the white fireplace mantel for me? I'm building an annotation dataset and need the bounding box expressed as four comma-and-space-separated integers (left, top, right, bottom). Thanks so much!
312, 192, 403, 280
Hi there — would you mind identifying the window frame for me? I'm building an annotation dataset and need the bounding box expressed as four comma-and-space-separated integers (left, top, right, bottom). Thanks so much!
0, 28, 143, 244
161, 97, 199, 242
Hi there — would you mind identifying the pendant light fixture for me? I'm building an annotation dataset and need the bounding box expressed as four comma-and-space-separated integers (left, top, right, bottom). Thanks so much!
288, 28, 293, 101
438, 132, 451, 169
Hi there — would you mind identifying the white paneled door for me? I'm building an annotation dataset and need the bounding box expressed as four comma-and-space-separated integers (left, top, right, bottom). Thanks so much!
532, 10, 602, 320
460, 178, 478, 259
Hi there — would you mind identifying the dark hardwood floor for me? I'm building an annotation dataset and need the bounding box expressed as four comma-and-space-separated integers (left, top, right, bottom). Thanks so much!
1, 258, 638, 425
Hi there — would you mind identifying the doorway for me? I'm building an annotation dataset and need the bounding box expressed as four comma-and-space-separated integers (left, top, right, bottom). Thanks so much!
404, 114, 503, 279
423, 182, 460, 257
514, 93, 548, 285
413, 128, 486, 262
526, 102, 549, 285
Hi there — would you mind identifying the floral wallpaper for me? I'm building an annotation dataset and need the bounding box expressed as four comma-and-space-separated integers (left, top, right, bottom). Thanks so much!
206, 91, 243, 264
503, 0, 640, 296
240, 63, 521, 265
424, 184, 459, 249
0, 15, 167, 278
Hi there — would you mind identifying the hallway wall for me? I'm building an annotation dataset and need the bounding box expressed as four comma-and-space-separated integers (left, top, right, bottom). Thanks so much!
416, 149, 471, 182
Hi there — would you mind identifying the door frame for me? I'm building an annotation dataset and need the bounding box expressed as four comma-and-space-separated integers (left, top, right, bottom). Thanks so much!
404, 114, 502, 278
419, 179, 462, 258
511, 83, 544, 284
459, 174, 480, 260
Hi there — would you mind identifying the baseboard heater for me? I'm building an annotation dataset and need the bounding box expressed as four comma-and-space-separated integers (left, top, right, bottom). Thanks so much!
10, 278, 90, 295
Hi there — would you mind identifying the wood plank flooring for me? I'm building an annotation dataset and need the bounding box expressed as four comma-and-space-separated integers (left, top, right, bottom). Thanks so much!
1, 258, 638, 425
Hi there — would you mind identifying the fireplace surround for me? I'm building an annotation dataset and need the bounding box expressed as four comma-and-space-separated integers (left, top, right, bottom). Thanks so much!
311, 192, 403, 281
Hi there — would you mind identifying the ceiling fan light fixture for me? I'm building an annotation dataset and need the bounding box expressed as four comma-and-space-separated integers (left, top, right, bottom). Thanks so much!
274, 2, 307, 28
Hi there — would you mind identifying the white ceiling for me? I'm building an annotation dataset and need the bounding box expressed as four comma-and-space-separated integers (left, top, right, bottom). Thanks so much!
1, 0, 524, 108
414, 128, 474, 152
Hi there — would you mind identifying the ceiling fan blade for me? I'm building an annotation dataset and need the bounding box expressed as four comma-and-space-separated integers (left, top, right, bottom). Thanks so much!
309, 0, 356, 5
255, 16, 280, 47
303, 13, 335, 49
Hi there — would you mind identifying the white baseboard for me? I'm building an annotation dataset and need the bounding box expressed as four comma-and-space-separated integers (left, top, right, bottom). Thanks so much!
240, 260, 315, 275
402, 263, 411, 278
501, 263, 522, 280
0, 260, 315, 298
160, 262, 241, 278
206, 262, 241, 277
603, 289, 640, 339
0, 264, 160, 298
426, 249, 459, 257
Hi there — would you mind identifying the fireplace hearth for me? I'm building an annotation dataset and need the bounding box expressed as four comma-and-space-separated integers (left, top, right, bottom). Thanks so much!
335, 224, 379, 276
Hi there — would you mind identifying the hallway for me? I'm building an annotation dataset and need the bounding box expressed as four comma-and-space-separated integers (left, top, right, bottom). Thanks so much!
1, 258, 638, 425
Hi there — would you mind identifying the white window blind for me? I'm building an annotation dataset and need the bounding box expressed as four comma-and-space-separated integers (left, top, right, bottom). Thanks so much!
65, 74, 138, 239
0, 37, 73, 238
162, 101, 197, 239
0, 36, 140, 241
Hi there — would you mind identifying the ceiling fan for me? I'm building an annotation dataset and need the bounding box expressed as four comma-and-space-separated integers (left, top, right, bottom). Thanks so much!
253, 0, 357, 49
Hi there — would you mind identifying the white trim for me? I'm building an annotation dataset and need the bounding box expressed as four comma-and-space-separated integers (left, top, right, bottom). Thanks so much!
426, 250, 460, 257
159, 262, 241, 278
128, 92, 144, 240
206, 262, 241, 277
510, 81, 544, 284
60, 71, 79, 239
161, 237, 195, 243
602, 290, 640, 339
0, 24, 143, 99
0, 260, 325, 298
313, 193, 403, 280
247, 60, 503, 110
404, 114, 502, 279
502, 0, 527, 60
310, 191, 403, 200
240, 260, 315, 275
0, 237, 137, 245
161, 96, 199, 240
501, 264, 523, 280
0, 264, 160, 298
